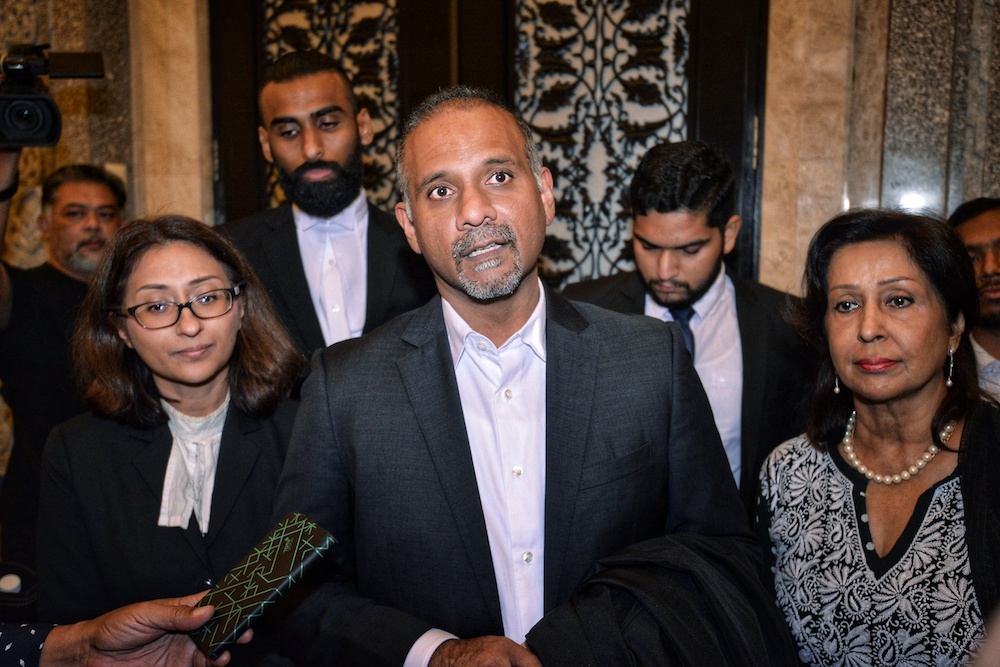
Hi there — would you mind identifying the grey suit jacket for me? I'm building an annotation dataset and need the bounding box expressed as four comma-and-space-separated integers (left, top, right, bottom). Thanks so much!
220, 203, 436, 355
563, 269, 816, 518
273, 289, 751, 665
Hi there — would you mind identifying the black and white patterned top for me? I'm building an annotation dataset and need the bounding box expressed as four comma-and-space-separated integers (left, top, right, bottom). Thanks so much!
759, 435, 985, 667
0, 623, 53, 667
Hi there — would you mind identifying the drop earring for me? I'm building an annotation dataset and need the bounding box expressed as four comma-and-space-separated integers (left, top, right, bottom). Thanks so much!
946, 348, 954, 388
834, 376, 841, 394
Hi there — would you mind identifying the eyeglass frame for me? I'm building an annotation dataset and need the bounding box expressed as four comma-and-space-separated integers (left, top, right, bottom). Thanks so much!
117, 284, 245, 330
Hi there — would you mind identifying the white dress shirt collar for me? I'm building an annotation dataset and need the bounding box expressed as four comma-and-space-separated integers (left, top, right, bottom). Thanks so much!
293, 188, 368, 232
972, 333, 1000, 366
971, 333, 1000, 402
441, 279, 547, 367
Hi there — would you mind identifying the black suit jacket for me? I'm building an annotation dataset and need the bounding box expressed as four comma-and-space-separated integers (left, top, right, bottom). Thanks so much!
273, 290, 752, 665
36, 401, 298, 624
563, 269, 815, 518
220, 203, 435, 355
0, 263, 88, 568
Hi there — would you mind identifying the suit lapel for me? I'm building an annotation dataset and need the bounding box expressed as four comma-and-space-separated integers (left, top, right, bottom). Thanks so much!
131, 422, 211, 569
132, 423, 172, 500
364, 205, 397, 333
263, 208, 325, 351
204, 409, 262, 546
542, 292, 597, 609
395, 299, 504, 633
732, 274, 767, 494
620, 271, 647, 314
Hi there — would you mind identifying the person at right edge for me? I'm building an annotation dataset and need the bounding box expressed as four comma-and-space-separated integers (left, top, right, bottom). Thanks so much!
759, 210, 1000, 665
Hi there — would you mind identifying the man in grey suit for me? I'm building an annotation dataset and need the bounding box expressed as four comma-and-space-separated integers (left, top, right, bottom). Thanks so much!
221, 51, 434, 356
273, 88, 752, 666
564, 141, 814, 520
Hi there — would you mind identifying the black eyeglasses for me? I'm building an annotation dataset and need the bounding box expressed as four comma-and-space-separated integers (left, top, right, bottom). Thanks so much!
120, 285, 244, 329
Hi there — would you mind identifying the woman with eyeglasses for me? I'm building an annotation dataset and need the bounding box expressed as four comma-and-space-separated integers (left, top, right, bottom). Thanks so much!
35, 215, 307, 628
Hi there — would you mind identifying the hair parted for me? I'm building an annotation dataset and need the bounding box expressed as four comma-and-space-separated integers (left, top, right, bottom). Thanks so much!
42, 164, 126, 210
790, 208, 982, 452
629, 140, 735, 230
394, 85, 543, 214
948, 197, 1000, 228
259, 50, 359, 114
74, 215, 307, 428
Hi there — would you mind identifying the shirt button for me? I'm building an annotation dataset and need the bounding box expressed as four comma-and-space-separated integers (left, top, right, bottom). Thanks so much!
512, 466, 522, 478
328, 258, 336, 266
522, 551, 533, 563
331, 304, 341, 313
865, 542, 875, 551
861, 513, 869, 523
199, 579, 213, 588
504, 389, 513, 400
476, 341, 488, 351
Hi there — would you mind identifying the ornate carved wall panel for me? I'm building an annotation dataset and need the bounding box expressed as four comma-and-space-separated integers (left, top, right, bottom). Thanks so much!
515, 0, 689, 285
258, 0, 689, 284
261, 0, 399, 209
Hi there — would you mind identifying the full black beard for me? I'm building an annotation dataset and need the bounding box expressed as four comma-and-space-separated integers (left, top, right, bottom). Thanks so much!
277, 142, 365, 218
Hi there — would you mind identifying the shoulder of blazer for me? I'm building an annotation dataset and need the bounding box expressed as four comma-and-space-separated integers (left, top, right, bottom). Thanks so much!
562, 271, 645, 314
365, 203, 413, 262
729, 271, 804, 337
229, 399, 300, 449
367, 203, 400, 232
314, 296, 444, 371
218, 205, 294, 243
550, 287, 671, 348
44, 413, 169, 467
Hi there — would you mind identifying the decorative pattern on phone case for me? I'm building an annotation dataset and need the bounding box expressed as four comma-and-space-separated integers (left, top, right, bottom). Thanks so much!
191, 512, 337, 659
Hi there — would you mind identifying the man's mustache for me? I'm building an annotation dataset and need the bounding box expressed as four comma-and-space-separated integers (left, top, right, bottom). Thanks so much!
75, 236, 106, 251
649, 279, 689, 290
452, 224, 517, 260
292, 160, 346, 178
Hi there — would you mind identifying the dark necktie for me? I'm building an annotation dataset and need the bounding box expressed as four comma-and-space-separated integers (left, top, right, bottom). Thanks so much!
669, 306, 696, 359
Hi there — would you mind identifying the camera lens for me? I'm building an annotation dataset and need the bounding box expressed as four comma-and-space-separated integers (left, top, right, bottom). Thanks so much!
5, 101, 44, 134
0, 93, 61, 147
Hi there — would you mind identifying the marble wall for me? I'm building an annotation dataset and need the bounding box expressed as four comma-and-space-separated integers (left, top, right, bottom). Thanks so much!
759, 0, 1000, 293
759, 0, 855, 294
128, 0, 214, 224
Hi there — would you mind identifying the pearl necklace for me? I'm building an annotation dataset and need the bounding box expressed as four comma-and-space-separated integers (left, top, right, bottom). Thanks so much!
841, 410, 956, 485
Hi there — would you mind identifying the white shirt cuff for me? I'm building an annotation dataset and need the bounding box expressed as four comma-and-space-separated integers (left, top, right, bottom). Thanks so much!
403, 628, 458, 667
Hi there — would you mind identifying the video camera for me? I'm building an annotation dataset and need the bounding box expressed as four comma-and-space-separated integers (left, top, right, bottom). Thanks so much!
0, 44, 104, 148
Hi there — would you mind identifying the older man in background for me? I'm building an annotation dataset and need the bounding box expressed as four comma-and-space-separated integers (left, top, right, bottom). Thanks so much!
0, 151, 125, 568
